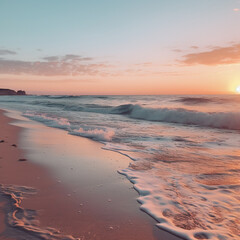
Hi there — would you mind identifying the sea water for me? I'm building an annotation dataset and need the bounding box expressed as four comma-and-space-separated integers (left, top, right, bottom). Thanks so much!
0, 95, 239, 240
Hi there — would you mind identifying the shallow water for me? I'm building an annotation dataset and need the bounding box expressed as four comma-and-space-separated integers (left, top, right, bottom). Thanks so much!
0, 94, 239, 240
4, 110, 172, 240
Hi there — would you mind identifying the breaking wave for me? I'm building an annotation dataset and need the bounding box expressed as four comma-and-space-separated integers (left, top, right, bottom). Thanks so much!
111, 104, 240, 130
24, 103, 240, 131
2, 94, 238, 131
24, 112, 115, 142
70, 127, 115, 141
175, 97, 212, 104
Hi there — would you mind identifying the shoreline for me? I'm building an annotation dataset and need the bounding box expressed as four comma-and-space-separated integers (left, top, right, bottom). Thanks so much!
0, 109, 181, 240
0, 109, 79, 239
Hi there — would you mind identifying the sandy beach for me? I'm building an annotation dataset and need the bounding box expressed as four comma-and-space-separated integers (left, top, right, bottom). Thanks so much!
0, 109, 182, 240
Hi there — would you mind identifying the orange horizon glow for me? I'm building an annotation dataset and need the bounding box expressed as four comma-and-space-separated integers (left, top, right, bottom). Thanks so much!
1, 43, 239, 95
0, 74, 236, 95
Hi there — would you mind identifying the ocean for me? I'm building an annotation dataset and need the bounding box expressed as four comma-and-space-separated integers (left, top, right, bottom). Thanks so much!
0, 94, 239, 240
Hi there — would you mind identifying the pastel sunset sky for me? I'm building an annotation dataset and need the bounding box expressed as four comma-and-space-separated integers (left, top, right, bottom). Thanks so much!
0, 0, 239, 95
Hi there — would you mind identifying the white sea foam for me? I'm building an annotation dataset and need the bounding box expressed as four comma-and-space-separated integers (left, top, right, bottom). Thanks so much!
24, 112, 115, 142
71, 127, 115, 141
24, 112, 71, 129
125, 105, 240, 130
119, 162, 240, 240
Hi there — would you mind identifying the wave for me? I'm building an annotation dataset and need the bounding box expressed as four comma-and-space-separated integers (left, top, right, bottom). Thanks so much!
110, 104, 240, 130
174, 96, 240, 105
25, 101, 240, 130
4, 94, 237, 131
39, 95, 111, 100
70, 127, 115, 141
44, 95, 81, 99
3, 94, 238, 131
24, 112, 115, 142
110, 104, 134, 114
119, 165, 240, 240
175, 97, 212, 104
29, 100, 113, 113
24, 112, 71, 129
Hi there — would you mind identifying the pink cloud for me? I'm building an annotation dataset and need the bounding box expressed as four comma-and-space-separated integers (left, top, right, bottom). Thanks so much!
172, 49, 182, 53
180, 43, 240, 66
190, 46, 199, 49
0, 54, 109, 76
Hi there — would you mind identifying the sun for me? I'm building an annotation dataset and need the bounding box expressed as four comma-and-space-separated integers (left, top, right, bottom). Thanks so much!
236, 86, 240, 94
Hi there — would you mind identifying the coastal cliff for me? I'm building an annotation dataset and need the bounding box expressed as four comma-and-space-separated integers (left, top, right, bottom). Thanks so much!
0, 89, 26, 96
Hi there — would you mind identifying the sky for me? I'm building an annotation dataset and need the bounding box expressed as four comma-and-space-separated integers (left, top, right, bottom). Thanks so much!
0, 0, 240, 95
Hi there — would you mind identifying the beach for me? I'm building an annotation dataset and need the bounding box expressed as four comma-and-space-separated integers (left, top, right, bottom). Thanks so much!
0, 94, 239, 240
1, 0, 239, 239
0, 109, 182, 240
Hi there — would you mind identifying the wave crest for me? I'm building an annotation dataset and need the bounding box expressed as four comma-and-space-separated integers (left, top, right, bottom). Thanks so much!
71, 127, 115, 141
175, 97, 212, 104
113, 104, 240, 130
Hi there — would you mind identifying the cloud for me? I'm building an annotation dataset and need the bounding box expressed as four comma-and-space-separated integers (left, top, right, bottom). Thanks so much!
42, 54, 93, 62
180, 43, 240, 66
172, 49, 182, 53
62, 54, 93, 61
42, 56, 59, 61
0, 54, 109, 76
0, 49, 17, 55
190, 46, 199, 49
134, 62, 152, 66
233, 8, 239, 12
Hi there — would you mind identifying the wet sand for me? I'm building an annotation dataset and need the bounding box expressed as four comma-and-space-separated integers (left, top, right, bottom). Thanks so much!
0, 109, 181, 240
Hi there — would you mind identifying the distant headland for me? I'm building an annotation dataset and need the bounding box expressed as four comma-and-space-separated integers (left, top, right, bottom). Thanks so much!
0, 89, 26, 96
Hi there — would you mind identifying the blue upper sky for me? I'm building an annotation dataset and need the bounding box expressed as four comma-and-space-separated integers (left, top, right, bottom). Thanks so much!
1, 0, 238, 60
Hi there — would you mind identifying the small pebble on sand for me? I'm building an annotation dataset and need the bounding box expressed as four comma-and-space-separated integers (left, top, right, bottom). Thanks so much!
18, 158, 27, 162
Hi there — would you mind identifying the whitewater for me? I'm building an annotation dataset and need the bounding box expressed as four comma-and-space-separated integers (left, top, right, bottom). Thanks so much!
0, 94, 239, 240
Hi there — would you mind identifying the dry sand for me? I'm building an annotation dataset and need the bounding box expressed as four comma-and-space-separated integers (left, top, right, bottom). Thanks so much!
0, 109, 181, 240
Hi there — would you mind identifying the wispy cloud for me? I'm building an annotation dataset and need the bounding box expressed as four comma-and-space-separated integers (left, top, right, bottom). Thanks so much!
42, 56, 59, 61
134, 62, 153, 66
180, 43, 240, 66
0, 54, 109, 76
0, 49, 17, 55
172, 49, 182, 53
42, 54, 93, 62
